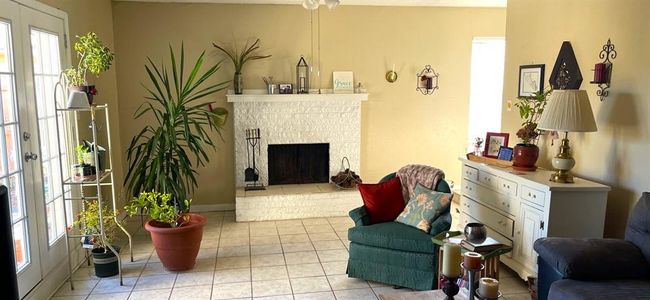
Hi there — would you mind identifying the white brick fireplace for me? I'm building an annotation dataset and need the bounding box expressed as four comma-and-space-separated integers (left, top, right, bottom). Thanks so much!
227, 90, 368, 221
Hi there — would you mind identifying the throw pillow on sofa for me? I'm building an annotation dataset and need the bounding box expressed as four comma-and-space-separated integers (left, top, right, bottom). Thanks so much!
395, 183, 452, 232
358, 177, 405, 224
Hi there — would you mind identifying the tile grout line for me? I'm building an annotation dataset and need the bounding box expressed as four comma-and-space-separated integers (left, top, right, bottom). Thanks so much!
307, 219, 336, 299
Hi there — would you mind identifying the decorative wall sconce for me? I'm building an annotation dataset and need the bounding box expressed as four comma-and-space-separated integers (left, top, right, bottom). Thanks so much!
386, 67, 398, 83
590, 38, 617, 101
416, 65, 439, 95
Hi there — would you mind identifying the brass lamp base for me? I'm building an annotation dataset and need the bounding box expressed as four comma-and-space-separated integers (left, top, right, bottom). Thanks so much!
550, 132, 576, 184
549, 169, 574, 183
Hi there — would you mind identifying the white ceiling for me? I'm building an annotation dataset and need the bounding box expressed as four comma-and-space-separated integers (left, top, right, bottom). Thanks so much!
113, 0, 507, 8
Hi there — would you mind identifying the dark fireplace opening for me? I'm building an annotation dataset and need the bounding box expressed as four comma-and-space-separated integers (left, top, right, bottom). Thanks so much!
268, 143, 329, 185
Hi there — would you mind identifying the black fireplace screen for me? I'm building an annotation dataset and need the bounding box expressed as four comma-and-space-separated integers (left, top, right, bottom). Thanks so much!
268, 143, 329, 185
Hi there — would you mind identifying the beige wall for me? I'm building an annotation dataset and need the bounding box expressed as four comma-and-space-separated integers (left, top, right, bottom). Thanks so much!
502, 0, 650, 237
111, 2, 506, 207
37, 0, 126, 204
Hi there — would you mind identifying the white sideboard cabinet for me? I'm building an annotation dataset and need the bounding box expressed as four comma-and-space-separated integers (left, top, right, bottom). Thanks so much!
458, 158, 610, 279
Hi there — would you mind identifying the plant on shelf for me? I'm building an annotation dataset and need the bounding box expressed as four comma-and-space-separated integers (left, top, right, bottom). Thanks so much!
212, 38, 271, 94
512, 88, 553, 171
123, 44, 228, 271
72, 200, 123, 277
63, 32, 114, 104
73, 144, 96, 179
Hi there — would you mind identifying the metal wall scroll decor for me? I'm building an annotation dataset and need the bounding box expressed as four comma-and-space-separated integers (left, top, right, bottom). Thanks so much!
590, 38, 617, 101
416, 65, 439, 95
549, 41, 582, 90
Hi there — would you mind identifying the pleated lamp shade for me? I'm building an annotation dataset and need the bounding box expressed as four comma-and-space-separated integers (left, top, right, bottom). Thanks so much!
537, 90, 598, 132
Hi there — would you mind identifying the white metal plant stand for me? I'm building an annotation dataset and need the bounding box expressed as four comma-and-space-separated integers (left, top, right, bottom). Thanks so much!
55, 104, 133, 288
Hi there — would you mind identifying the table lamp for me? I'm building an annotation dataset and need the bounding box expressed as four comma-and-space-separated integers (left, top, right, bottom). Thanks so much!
537, 90, 597, 183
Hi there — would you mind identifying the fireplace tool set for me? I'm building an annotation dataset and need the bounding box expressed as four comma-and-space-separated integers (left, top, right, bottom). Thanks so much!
245, 128, 265, 191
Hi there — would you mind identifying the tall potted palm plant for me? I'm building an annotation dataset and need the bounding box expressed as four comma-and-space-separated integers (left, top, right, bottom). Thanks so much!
124, 44, 228, 270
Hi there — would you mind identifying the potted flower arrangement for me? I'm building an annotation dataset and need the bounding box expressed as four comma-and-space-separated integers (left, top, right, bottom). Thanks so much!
512, 88, 552, 171
123, 44, 228, 271
73, 144, 96, 180
72, 201, 123, 277
212, 38, 271, 94
63, 32, 114, 105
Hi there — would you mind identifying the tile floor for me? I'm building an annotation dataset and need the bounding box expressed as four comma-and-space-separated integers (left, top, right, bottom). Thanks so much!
51, 212, 530, 300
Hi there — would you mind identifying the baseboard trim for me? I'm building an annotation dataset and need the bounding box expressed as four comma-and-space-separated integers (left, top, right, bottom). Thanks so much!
190, 203, 235, 212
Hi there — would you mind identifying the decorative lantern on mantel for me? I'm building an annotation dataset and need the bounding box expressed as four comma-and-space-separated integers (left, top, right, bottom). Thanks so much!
296, 56, 309, 94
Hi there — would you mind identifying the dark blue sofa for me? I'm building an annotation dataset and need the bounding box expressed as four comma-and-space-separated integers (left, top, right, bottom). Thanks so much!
534, 192, 650, 300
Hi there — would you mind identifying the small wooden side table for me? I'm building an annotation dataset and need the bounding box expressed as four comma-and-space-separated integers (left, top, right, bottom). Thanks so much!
431, 231, 513, 288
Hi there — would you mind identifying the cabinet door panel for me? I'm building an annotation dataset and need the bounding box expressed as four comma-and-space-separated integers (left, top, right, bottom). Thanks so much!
515, 203, 544, 270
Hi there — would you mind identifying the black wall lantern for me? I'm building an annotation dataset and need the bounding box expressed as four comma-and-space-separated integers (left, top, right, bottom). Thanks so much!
296, 56, 310, 94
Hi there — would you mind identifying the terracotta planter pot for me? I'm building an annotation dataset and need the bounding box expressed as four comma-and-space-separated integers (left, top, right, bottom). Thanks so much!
145, 213, 206, 271
512, 144, 539, 171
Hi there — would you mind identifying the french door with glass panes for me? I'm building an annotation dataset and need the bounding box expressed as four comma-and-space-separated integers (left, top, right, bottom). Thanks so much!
1, 1, 71, 298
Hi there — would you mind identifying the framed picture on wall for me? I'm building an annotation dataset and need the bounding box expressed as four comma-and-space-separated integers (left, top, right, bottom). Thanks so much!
484, 132, 510, 158
518, 64, 545, 97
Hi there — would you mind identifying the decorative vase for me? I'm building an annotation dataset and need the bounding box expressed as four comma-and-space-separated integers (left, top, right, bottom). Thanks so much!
513, 143, 539, 171
68, 85, 96, 105
233, 72, 243, 94
91, 245, 120, 277
464, 222, 487, 244
145, 213, 206, 271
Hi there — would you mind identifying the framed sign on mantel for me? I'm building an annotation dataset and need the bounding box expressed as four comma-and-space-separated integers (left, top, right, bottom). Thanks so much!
333, 71, 354, 94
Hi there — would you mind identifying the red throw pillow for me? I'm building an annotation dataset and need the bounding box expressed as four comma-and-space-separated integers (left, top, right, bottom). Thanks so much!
358, 177, 406, 224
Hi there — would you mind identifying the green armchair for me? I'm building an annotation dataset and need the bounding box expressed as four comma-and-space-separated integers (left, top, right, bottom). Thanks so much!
346, 173, 452, 291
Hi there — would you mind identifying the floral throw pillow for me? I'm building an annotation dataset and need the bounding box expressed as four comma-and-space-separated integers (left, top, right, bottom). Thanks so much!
395, 183, 452, 232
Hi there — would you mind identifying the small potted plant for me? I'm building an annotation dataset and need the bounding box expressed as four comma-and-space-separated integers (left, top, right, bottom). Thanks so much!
512, 88, 552, 171
72, 201, 123, 277
125, 192, 205, 271
213, 38, 271, 94
73, 144, 96, 180
63, 32, 114, 104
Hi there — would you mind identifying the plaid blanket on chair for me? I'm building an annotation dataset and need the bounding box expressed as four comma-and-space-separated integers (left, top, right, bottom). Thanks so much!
396, 164, 445, 203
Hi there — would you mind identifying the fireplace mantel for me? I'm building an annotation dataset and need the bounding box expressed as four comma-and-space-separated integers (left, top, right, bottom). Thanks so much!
226, 90, 368, 103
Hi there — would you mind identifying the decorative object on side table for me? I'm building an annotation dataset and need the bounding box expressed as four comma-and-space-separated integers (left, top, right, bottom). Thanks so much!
296, 55, 310, 94
549, 41, 582, 90
416, 65, 439, 95
62, 32, 114, 106
213, 38, 272, 94
441, 243, 462, 299
333, 71, 354, 93
512, 88, 552, 171
537, 90, 597, 183
483, 132, 509, 158
244, 128, 265, 191
464, 223, 487, 244
590, 38, 617, 101
477, 277, 502, 300
518, 64, 545, 97
124, 45, 229, 270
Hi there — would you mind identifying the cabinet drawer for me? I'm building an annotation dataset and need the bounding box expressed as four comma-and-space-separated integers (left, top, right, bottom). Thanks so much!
463, 181, 512, 215
462, 196, 514, 237
478, 171, 498, 189
521, 185, 545, 207
462, 165, 479, 181
497, 178, 518, 198
488, 228, 514, 258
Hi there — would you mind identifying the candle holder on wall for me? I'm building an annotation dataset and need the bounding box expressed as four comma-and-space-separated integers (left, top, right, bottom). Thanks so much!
590, 38, 617, 101
416, 65, 439, 95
